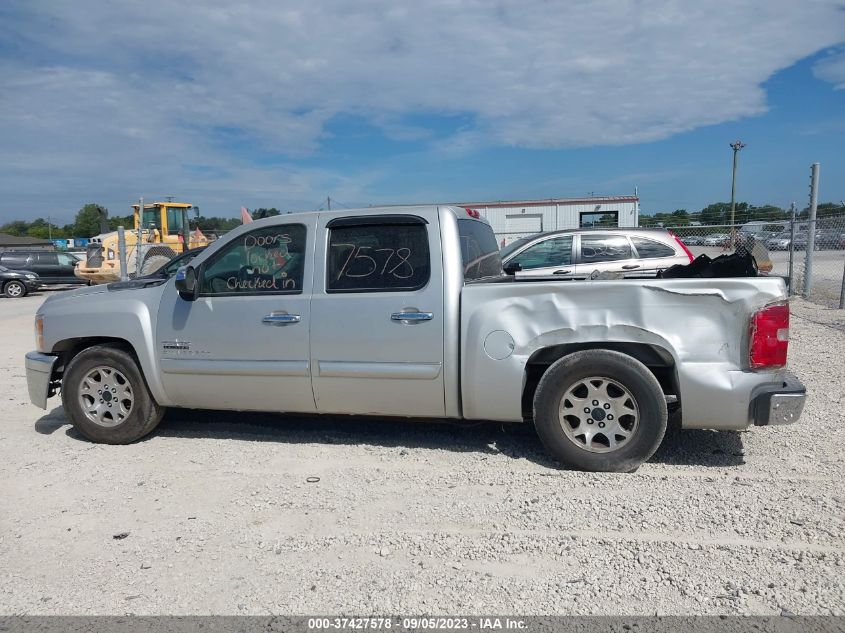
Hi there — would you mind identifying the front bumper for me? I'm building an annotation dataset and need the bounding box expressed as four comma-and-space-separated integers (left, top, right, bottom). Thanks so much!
25, 351, 59, 409
751, 372, 806, 426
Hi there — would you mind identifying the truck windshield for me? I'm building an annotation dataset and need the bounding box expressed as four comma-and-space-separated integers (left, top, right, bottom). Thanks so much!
458, 219, 503, 281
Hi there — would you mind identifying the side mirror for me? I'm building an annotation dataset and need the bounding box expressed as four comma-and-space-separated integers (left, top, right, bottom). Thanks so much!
174, 265, 199, 301
503, 262, 522, 275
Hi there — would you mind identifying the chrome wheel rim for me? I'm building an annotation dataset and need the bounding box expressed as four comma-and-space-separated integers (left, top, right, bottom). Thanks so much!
78, 366, 134, 427
558, 376, 639, 453
7, 282, 23, 297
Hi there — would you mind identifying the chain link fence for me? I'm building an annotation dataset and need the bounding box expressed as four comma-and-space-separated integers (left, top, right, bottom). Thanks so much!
664, 214, 845, 308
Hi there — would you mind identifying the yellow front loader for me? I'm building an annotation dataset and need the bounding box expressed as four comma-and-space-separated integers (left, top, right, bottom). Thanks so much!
75, 201, 211, 284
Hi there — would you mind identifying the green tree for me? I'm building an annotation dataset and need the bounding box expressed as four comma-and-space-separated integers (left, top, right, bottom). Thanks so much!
107, 214, 135, 231
667, 209, 690, 226
26, 218, 52, 239
73, 203, 109, 237
747, 204, 787, 221
816, 202, 845, 219
251, 207, 281, 220
0, 220, 30, 236
194, 216, 242, 232
700, 202, 731, 226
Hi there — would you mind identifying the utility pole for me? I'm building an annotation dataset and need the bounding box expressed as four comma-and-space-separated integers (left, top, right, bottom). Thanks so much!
729, 140, 745, 246
327, 196, 331, 211
47, 215, 52, 241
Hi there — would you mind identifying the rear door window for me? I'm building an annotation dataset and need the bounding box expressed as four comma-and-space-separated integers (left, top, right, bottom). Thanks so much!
630, 237, 676, 259
327, 219, 430, 293
579, 235, 633, 263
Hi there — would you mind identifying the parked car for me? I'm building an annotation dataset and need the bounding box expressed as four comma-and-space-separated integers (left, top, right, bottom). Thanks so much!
680, 235, 704, 245
26, 206, 805, 473
0, 265, 41, 298
499, 228, 693, 279
766, 232, 792, 251
702, 233, 730, 247
814, 229, 845, 250
767, 231, 815, 251
0, 250, 87, 285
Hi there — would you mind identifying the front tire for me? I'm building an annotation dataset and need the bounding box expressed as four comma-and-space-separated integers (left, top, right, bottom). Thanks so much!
4, 280, 27, 298
533, 350, 667, 472
61, 345, 165, 444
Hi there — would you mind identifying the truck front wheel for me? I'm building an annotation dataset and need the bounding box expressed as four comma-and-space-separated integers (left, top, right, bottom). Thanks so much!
61, 345, 165, 444
533, 350, 667, 472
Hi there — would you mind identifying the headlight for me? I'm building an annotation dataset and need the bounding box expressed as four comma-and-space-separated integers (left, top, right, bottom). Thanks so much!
35, 314, 45, 352
25, 274, 36, 279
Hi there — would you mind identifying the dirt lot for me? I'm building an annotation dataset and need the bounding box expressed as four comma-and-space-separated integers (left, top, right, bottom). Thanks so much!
1, 292, 843, 615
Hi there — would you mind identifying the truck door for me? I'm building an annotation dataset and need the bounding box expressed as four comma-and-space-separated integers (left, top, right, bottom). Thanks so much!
309, 212, 446, 417
155, 218, 317, 412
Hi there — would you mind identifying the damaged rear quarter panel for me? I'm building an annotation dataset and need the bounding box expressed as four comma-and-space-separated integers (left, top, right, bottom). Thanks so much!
459, 277, 788, 429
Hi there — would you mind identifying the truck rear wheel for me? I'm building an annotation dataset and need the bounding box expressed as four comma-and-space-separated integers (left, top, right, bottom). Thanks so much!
61, 345, 165, 444
533, 350, 667, 472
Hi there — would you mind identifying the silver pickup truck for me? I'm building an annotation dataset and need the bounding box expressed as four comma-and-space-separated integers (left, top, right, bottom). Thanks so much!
25, 205, 806, 472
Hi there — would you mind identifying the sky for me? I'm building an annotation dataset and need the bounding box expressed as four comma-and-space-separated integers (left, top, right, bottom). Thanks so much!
1, 0, 845, 225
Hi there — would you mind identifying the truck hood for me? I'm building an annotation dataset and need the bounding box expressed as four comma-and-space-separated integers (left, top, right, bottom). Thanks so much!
39, 283, 110, 307
40, 278, 168, 308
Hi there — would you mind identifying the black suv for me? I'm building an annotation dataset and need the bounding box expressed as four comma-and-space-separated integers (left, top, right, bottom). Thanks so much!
0, 250, 86, 285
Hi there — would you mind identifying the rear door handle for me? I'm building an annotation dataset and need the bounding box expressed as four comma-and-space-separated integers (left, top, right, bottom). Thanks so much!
553, 269, 571, 275
262, 311, 301, 326
391, 311, 434, 324
621, 264, 640, 270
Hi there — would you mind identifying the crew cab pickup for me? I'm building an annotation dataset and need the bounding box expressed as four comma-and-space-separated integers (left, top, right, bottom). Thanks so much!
25, 206, 806, 471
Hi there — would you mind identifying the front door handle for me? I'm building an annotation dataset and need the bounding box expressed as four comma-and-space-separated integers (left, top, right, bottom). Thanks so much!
391, 311, 434, 324
553, 269, 571, 275
262, 311, 301, 326
621, 264, 641, 270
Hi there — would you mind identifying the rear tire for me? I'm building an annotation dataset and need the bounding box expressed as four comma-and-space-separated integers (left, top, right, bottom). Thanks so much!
4, 280, 27, 298
61, 345, 165, 444
533, 350, 667, 472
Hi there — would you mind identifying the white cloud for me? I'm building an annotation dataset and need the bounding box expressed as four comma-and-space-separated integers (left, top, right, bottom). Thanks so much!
814, 49, 845, 89
1, 0, 844, 220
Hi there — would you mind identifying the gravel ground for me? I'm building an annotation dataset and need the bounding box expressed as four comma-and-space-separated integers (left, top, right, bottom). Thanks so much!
0, 293, 843, 615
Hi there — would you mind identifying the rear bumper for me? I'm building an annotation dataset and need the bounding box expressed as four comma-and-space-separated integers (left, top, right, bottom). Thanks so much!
751, 372, 806, 426
25, 351, 59, 409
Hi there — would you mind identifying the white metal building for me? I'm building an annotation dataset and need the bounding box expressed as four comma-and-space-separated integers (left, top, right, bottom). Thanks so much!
457, 195, 640, 247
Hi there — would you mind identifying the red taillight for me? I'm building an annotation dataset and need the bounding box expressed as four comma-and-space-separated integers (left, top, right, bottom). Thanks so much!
464, 207, 481, 219
749, 302, 789, 369
669, 231, 695, 262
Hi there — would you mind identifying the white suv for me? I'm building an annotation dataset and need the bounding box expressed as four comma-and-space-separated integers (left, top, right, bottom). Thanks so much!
500, 228, 694, 279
